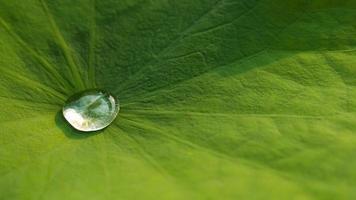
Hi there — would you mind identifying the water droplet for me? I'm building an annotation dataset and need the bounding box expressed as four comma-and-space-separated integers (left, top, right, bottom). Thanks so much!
62, 89, 119, 132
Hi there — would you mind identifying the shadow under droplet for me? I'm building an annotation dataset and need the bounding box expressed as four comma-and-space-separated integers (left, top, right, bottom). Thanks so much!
55, 111, 101, 139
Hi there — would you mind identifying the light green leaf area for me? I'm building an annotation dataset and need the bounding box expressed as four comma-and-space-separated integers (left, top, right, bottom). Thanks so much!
0, 0, 356, 199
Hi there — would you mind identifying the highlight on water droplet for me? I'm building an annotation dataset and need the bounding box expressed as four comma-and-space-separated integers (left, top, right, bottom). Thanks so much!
62, 89, 119, 132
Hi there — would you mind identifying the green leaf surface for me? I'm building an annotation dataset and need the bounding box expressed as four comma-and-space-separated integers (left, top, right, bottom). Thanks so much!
0, 0, 356, 199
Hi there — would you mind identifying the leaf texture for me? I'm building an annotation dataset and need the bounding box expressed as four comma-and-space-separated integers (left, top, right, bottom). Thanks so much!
0, 0, 356, 199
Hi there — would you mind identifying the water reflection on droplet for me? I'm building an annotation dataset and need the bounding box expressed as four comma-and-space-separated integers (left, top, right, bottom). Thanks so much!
62, 89, 119, 132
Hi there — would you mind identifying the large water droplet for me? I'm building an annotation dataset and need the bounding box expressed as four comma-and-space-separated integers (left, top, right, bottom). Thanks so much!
62, 89, 119, 132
